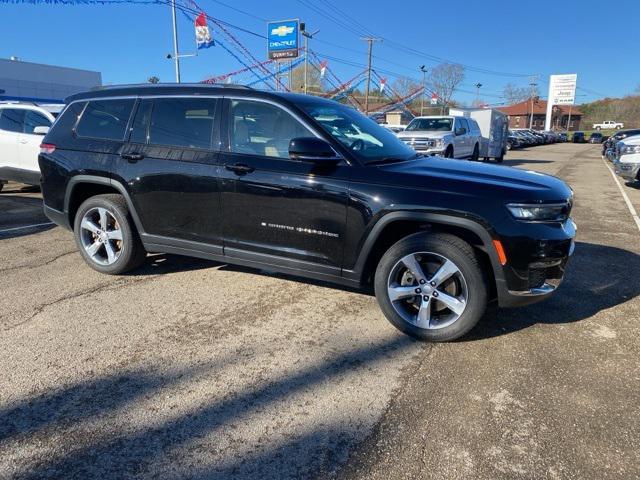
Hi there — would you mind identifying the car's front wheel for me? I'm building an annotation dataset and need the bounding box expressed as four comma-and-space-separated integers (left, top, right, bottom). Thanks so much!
471, 143, 480, 161
374, 233, 488, 342
444, 146, 454, 158
73, 194, 146, 274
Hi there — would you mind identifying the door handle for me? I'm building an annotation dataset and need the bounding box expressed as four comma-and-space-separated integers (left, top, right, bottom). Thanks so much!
121, 153, 145, 162
225, 163, 255, 175
19, 138, 29, 144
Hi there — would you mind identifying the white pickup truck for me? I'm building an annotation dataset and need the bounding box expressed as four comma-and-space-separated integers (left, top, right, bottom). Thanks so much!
593, 120, 624, 130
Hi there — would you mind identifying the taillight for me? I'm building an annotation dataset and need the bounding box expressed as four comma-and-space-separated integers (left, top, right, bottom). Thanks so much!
40, 143, 56, 154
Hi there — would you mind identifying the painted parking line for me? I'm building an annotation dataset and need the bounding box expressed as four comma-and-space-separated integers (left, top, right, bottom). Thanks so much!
602, 157, 640, 233
0, 222, 54, 234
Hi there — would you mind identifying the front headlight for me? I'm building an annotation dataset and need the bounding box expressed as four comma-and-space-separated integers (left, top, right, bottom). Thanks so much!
621, 145, 640, 155
507, 202, 570, 222
434, 138, 445, 148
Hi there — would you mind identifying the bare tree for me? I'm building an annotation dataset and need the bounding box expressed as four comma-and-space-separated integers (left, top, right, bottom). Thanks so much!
427, 63, 465, 108
147, 76, 160, 84
503, 83, 538, 105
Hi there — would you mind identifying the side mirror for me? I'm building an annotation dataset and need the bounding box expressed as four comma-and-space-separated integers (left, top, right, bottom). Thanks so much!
289, 137, 342, 163
455, 127, 467, 136
33, 126, 50, 135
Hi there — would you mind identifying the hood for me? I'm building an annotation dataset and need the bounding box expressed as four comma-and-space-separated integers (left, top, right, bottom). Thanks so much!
396, 130, 452, 139
620, 134, 640, 145
374, 156, 572, 203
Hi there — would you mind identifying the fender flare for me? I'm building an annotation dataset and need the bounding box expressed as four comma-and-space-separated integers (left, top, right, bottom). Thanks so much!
346, 211, 505, 285
64, 175, 146, 234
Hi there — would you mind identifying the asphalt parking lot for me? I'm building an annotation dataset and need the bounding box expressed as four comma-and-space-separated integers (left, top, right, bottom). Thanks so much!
1, 143, 638, 479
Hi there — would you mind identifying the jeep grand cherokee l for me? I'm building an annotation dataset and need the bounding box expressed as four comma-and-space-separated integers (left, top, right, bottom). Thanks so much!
39, 84, 576, 342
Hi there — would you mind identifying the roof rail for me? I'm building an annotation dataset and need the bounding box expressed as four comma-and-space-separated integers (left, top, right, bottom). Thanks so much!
90, 83, 253, 91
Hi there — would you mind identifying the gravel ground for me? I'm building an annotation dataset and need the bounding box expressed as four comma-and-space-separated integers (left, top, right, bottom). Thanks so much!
0, 143, 638, 479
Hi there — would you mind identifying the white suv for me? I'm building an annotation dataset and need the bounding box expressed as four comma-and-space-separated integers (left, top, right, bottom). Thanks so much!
0, 103, 59, 191
396, 116, 482, 160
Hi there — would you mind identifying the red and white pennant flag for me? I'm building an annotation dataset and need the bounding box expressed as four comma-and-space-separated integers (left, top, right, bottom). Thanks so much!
195, 13, 214, 49
319, 60, 328, 78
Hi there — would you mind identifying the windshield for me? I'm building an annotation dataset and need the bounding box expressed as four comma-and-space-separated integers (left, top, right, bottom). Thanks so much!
300, 101, 417, 164
405, 118, 453, 132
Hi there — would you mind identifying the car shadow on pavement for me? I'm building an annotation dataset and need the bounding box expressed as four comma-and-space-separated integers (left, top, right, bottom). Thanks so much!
502, 158, 555, 168
4, 335, 420, 479
0, 193, 54, 240
466, 241, 640, 341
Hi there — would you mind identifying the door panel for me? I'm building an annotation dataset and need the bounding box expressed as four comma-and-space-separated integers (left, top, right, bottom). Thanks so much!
0, 109, 24, 171
219, 98, 349, 268
121, 97, 224, 246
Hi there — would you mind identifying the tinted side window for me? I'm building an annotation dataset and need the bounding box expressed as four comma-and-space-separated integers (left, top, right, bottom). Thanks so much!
148, 98, 217, 149
23, 110, 51, 134
0, 108, 25, 133
129, 99, 153, 144
230, 100, 312, 158
76, 99, 135, 141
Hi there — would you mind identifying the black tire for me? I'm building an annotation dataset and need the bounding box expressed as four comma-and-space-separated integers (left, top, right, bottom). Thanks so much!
0, 182, 4, 193
595, 126, 601, 131
506, 142, 512, 151
374, 232, 488, 342
445, 146, 454, 158
471, 144, 479, 161
73, 194, 146, 274
616, 125, 622, 130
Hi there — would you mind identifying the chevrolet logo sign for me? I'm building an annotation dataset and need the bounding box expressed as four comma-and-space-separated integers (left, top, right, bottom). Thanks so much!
271, 25, 294, 37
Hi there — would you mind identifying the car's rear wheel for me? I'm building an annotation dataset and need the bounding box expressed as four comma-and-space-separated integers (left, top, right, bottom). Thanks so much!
73, 194, 146, 274
596, 126, 601, 131
374, 233, 488, 342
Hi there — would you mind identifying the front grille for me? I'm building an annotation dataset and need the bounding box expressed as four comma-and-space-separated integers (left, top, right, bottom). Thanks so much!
528, 268, 547, 289
401, 137, 436, 148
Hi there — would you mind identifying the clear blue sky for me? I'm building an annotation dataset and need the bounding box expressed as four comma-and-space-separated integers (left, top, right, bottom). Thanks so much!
2, 0, 639, 105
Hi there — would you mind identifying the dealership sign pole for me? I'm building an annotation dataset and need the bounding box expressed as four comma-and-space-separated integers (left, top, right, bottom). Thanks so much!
545, 74, 577, 131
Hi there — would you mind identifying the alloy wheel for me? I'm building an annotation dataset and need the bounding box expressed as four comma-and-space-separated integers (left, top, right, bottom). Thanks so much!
387, 252, 468, 330
79, 207, 123, 265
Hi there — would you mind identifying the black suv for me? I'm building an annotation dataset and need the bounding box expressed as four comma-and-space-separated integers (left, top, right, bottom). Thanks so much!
39, 84, 576, 341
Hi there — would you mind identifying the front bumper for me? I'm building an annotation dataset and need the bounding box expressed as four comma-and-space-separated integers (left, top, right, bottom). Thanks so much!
496, 218, 576, 308
614, 159, 640, 182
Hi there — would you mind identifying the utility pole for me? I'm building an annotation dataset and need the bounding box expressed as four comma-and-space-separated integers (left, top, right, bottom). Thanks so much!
566, 105, 573, 133
362, 37, 381, 115
170, 0, 181, 83
420, 65, 427, 115
301, 25, 319, 95
529, 76, 538, 129
474, 83, 482, 105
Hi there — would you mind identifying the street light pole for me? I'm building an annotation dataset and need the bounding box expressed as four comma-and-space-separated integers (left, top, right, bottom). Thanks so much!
420, 65, 427, 115
474, 82, 482, 105
170, 0, 181, 83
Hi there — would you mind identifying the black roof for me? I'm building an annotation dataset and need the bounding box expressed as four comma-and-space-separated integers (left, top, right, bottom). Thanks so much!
64, 83, 338, 107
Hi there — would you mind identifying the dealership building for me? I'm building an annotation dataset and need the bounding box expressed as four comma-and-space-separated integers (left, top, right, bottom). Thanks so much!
0, 57, 102, 104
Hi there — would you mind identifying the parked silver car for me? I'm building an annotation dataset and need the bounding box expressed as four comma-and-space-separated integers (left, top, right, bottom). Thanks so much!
396, 116, 482, 159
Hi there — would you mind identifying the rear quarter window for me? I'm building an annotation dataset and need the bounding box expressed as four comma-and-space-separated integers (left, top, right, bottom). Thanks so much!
76, 99, 135, 141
